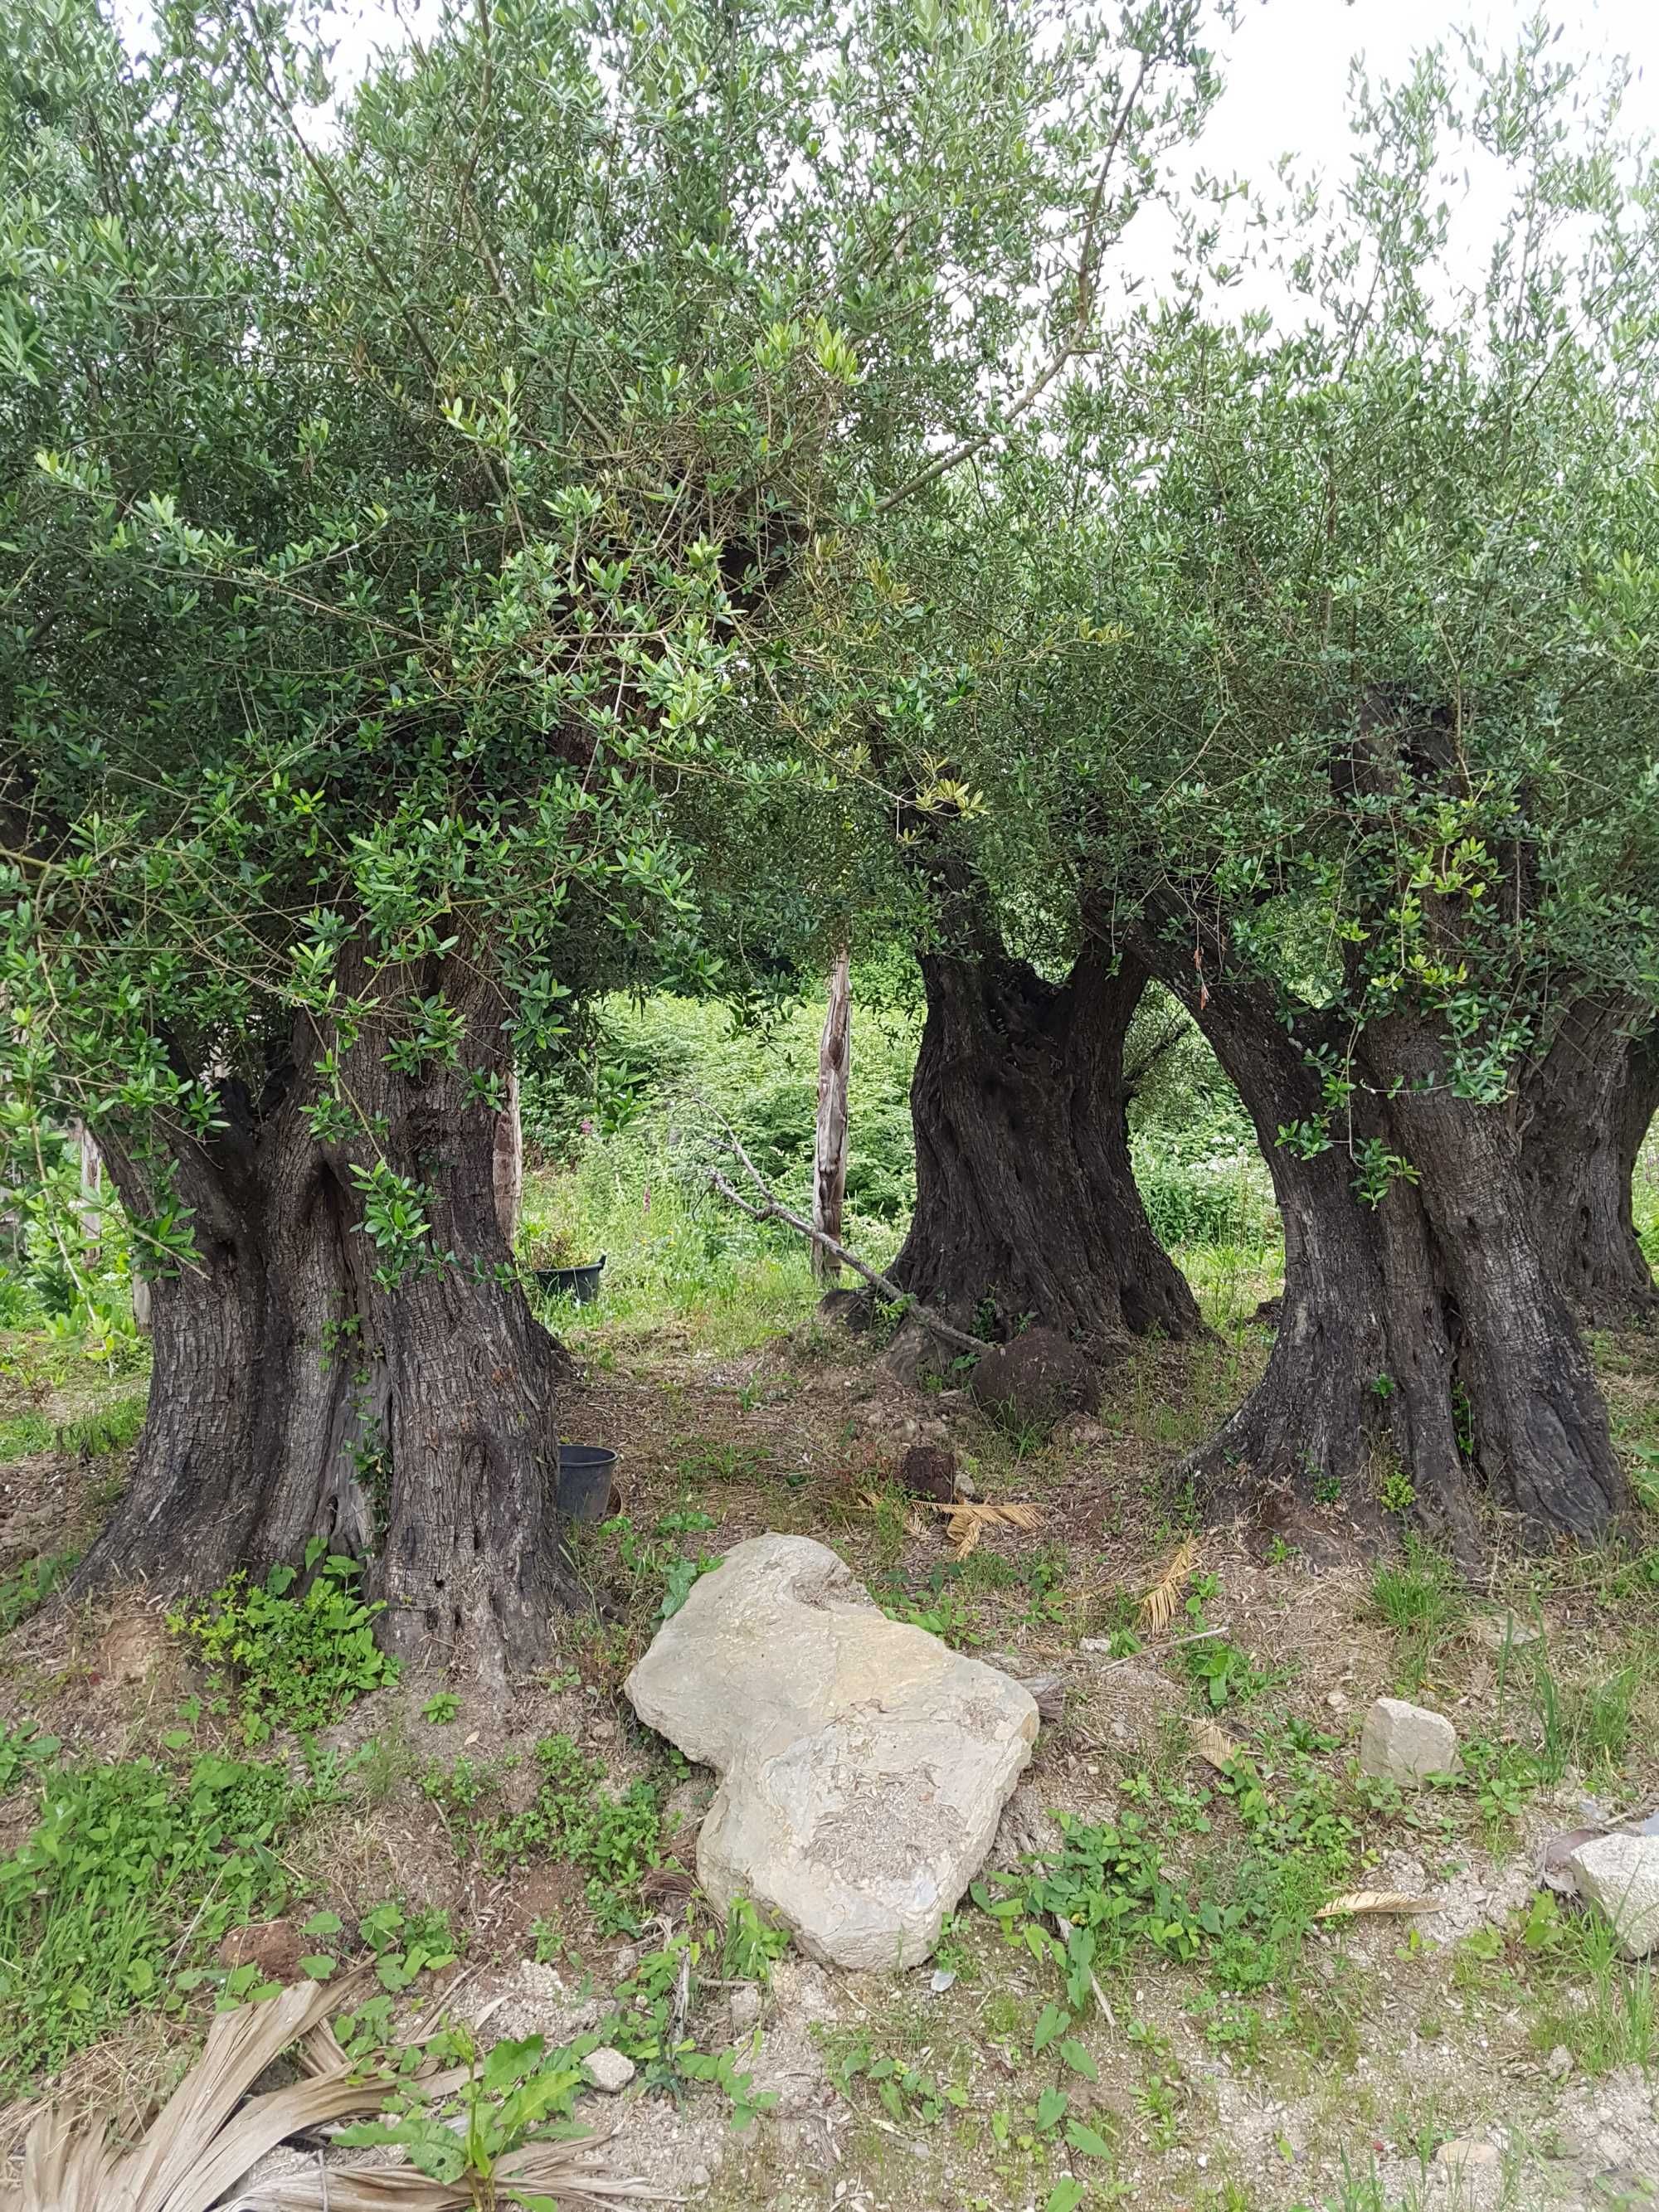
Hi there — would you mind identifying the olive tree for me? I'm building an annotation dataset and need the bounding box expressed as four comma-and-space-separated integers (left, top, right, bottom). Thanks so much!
1050, 36, 1659, 1551
0, 0, 1221, 1671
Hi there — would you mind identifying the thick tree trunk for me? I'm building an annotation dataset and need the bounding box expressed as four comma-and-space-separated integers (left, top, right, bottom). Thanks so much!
1151, 976, 1480, 1558
1521, 1003, 1659, 1326
888, 946, 1200, 1344
811, 950, 852, 1284
76, 960, 573, 1685
1139, 929, 1626, 1552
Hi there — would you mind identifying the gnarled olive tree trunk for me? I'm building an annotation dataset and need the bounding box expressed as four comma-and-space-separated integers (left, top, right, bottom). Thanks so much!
76, 958, 572, 1686
887, 946, 1200, 1344
1521, 1002, 1659, 1326
1137, 931, 1625, 1557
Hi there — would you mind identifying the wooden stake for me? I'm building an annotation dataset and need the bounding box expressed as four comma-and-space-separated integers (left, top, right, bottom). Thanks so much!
812, 950, 852, 1283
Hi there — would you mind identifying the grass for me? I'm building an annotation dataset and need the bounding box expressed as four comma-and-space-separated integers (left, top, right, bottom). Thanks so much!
1370, 1536, 1462, 1694
0, 1548, 80, 1631
0, 1393, 147, 1467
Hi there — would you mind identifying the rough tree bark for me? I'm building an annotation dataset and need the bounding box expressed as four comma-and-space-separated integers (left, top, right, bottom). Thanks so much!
811, 950, 852, 1284
75, 955, 572, 1685
886, 942, 1201, 1345
1521, 1001, 1659, 1326
1137, 921, 1627, 1554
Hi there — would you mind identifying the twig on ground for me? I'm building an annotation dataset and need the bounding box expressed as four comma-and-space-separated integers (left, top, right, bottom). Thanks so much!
1092, 1623, 1228, 1673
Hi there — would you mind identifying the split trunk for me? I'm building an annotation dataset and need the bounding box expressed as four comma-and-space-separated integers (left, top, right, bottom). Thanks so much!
75, 964, 571, 1685
1137, 937, 1626, 1556
1521, 1004, 1658, 1326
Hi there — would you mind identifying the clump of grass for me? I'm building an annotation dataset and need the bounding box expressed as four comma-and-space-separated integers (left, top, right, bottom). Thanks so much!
1370, 1534, 1460, 1692
1527, 1639, 1648, 1783
0, 1411, 53, 1462
57, 1392, 148, 1457
1527, 1894, 1657, 2076
0, 1547, 80, 1631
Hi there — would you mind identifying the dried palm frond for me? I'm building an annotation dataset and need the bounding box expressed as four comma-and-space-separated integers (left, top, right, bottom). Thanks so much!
1315, 1890, 1438, 1920
1188, 1717, 1240, 1772
232, 2136, 658, 2208
0, 1973, 383, 2212
1136, 1538, 1196, 1632
0, 1971, 661, 2212
921, 1499, 1039, 1560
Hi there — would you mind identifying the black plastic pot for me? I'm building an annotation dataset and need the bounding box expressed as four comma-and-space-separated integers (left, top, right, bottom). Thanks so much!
533, 1255, 606, 1305
557, 1443, 617, 1523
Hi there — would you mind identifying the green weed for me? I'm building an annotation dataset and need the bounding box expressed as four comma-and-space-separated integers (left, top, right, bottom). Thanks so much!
723, 1894, 791, 1983
0, 1744, 324, 2084
429, 1733, 669, 1937
590, 1511, 718, 1622
168, 1540, 398, 1743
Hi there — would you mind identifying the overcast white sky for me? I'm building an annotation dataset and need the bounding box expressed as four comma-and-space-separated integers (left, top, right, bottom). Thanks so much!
1203, 0, 1656, 177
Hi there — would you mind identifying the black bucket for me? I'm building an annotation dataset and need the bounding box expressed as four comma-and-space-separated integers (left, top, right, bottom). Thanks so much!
533, 1255, 606, 1305
557, 1442, 617, 1523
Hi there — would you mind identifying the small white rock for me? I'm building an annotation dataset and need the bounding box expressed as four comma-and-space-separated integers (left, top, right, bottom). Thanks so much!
729, 1982, 762, 2034
1360, 1696, 1458, 1786
581, 2047, 636, 2094
1434, 2140, 1499, 2172
1469, 1613, 1540, 1653
1564, 1830, 1659, 1957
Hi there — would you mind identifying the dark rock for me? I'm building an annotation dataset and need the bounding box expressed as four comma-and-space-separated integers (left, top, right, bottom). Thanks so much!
898, 1445, 958, 1502
816, 1289, 872, 1333
217, 1918, 304, 1983
969, 1328, 1112, 1434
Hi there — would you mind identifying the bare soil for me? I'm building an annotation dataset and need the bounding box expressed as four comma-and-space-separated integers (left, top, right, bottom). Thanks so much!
2, 1306, 1658, 2210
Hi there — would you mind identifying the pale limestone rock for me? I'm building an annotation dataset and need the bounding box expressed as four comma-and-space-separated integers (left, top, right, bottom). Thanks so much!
1360, 1696, 1457, 1786
1434, 2139, 1499, 2172
1565, 1831, 1659, 1957
625, 1534, 1038, 1970
581, 2047, 635, 2094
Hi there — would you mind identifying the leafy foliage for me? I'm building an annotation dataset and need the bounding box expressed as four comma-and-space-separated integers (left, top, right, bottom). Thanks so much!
168, 1540, 400, 1742
0, 1744, 317, 2083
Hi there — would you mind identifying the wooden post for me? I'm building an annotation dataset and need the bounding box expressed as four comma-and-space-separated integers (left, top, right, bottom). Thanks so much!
811, 950, 852, 1283
69, 1119, 103, 1264
494, 1068, 523, 1246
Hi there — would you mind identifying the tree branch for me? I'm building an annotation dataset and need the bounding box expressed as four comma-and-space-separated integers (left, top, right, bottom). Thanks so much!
705, 1125, 991, 1357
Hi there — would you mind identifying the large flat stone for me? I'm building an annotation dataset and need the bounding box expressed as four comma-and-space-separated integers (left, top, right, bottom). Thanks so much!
624, 1534, 1038, 1971
1566, 1831, 1659, 1957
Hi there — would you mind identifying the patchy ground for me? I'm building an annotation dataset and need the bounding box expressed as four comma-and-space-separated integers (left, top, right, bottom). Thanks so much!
2, 1291, 1659, 2212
